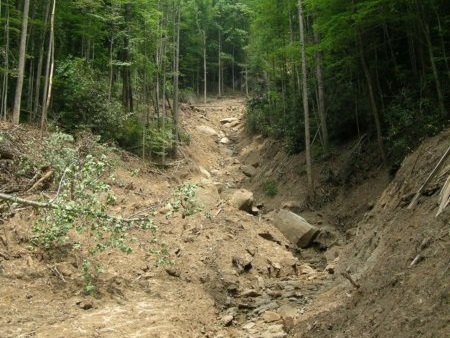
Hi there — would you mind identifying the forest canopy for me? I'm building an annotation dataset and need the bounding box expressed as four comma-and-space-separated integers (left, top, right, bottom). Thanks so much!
0, 0, 449, 166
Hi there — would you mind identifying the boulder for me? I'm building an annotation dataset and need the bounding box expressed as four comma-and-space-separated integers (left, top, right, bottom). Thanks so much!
220, 117, 239, 124
196, 125, 218, 136
272, 210, 319, 248
231, 189, 254, 213
220, 137, 231, 144
241, 165, 257, 177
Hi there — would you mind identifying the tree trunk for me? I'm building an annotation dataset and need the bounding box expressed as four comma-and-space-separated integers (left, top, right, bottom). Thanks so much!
314, 29, 328, 154
1, 3, 10, 121
298, 0, 314, 198
357, 33, 388, 167
41, 0, 56, 133
218, 30, 222, 97
172, 0, 181, 157
12, 0, 30, 125
203, 33, 207, 104
421, 19, 447, 117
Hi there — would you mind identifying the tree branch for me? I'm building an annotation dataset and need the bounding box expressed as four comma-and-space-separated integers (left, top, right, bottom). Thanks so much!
0, 192, 150, 224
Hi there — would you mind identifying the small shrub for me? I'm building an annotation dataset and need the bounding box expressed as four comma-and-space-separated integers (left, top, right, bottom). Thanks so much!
170, 183, 203, 217
261, 179, 278, 197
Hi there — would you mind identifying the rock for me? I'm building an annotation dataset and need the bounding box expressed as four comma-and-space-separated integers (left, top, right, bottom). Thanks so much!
242, 322, 256, 330
159, 203, 173, 214
225, 120, 240, 128
196, 125, 218, 136
165, 268, 181, 277
220, 137, 231, 144
282, 317, 295, 333
231, 189, 254, 213
56, 262, 74, 277
272, 210, 320, 248
240, 289, 262, 297
232, 256, 253, 274
76, 300, 94, 310
299, 263, 317, 275
325, 264, 335, 274
281, 201, 303, 211
220, 147, 234, 156
241, 165, 257, 177
258, 232, 282, 245
254, 301, 280, 314
251, 206, 260, 215
221, 315, 234, 326
220, 117, 239, 124
199, 166, 211, 178
313, 226, 339, 249
278, 304, 298, 318
263, 311, 281, 323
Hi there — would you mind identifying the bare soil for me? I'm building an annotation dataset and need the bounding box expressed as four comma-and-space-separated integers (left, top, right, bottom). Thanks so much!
0, 99, 448, 338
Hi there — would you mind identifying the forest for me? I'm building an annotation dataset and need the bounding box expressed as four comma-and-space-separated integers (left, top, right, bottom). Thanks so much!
1, 0, 449, 168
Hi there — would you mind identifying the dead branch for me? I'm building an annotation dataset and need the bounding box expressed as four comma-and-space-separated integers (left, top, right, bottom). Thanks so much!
341, 272, 361, 289
408, 146, 450, 210
436, 175, 450, 217
0, 192, 151, 224
27, 170, 54, 192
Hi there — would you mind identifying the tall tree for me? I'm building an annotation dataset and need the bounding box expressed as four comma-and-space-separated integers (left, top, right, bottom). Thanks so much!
12, 0, 30, 125
298, 0, 314, 197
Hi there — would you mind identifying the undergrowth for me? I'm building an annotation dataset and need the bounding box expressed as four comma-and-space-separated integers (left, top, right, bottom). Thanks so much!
24, 131, 158, 295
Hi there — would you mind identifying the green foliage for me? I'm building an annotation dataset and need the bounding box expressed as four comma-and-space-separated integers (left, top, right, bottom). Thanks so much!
53, 57, 124, 141
31, 151, 157, 293
261, 179, 278, 197
170, 183, 203, 217
18, 131, 76, 180
149, 242, 174, 266
385, 89, 444, 167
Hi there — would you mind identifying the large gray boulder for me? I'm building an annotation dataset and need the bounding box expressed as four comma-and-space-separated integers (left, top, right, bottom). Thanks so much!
272, 210, 319, 248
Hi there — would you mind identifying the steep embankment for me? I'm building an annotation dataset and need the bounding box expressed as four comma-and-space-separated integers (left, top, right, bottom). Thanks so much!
290, 130, 450, 338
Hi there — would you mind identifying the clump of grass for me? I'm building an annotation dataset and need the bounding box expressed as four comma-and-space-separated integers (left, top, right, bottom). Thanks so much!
261, 179, 278, 197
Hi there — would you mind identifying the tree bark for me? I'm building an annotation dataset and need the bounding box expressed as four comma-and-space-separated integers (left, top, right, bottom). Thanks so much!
172, 0, 181, 157
12, 0, 30, 125
203, 32, 207, 104
314, 29, 329, 154
218, 29, 222, 97
298, 0, 314, 198
40, 0, 56, 133
357, 33, 388, 167
1, 3, 10, 121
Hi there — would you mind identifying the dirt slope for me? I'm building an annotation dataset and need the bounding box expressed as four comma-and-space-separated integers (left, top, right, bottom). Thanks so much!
1, 99, 449, 338
291, 130, 450, 338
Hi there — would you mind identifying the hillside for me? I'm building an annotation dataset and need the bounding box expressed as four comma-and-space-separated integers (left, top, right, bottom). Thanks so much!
0, 98, 449, 338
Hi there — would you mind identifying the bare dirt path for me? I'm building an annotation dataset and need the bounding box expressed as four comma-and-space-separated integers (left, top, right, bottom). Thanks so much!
1, 97, 333, 338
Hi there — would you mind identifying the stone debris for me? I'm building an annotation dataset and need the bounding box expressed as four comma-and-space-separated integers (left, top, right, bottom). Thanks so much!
241, 165, 257, 177
262, 311, 281, 323
220, 117, 239, 124
221, 314, 234, 326
231, 189, 254, 213
220, 137, 231, 144
196, 125, 218, 136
